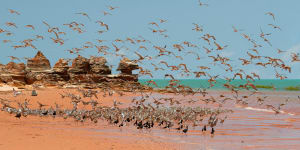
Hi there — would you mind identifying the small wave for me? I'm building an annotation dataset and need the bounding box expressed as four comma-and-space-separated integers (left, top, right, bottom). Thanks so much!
243, 106, 295, 116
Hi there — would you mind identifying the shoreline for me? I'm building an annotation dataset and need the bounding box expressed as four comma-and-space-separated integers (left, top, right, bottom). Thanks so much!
138, 79, 300, 92
0, 87, 299, 149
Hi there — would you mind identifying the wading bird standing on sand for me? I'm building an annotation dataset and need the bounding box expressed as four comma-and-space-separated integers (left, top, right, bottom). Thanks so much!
13, 88, 22, 97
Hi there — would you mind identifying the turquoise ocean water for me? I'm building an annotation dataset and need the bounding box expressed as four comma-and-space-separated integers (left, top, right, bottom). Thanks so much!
139, 79, 300, 91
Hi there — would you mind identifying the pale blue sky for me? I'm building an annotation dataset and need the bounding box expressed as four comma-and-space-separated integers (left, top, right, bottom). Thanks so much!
0, 0, 300, 79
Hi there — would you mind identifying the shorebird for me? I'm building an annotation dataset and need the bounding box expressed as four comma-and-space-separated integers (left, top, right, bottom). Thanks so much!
103, 11, 112, 16
182, 125, 188, 133
9, 9, 20, 15
37, 101, 48, 109
198, 0, 209, 6
173, 44, 184, 51
266, 104, 281, 114
75, 12, 91, 21
159, 19, 167, 23
25, 25, 35, 30
192, 23, 203, 32
268, 24, 281, 31
6, 22, 17, 28
95, 20, 109, 30
265, 12, 275, 21
13, 88, 22, 97
211, 127, 215, 134
96, 30, 105, 35
277, 49, 286, 54
232, 25, 243, 32
15, 112, 21, 119
108, 6, 119, 10
291, 53, 300, 62
8, 56, 20, 61
214, 42, 228, 50
36, 35, 44, 40
194, 71, 206, 78
149, 22, 159, 27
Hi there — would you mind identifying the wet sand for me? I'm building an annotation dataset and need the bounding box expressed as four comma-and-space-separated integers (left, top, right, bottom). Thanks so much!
0, 87, 300, 150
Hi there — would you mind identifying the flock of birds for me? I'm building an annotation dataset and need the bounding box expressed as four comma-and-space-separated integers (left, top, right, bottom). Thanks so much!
1, 7, 299, 80
1, 88, 232, 135
0, 1, 299, 135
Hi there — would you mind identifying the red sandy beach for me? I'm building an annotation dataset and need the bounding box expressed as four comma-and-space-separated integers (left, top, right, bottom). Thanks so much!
0, 87, 300, 150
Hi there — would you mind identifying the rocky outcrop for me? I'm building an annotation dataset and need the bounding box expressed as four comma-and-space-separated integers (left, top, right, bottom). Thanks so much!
25, 72, 50, 85
53, 58, 69, 74
0, 63, 4, 70
26, 51, 51, 72
50, 58, 71, 83
0, 62, 27, 86
0, 51, 145, 89
68, 56, 113, 84
25, 51, 52, 85
68, 55, 90, 74
68, 55, 90, 84
89, 56, 111, 74
5, 62, 26, 75
117, 58, 139, 75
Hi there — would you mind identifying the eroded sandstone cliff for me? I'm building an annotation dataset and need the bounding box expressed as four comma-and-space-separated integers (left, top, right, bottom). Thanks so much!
0, 51, 145, 89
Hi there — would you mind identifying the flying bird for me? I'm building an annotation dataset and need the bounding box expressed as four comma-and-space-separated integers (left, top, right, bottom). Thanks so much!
8, 56, 20, 61
159, 19, 167, 23
25, 25, 35, 30
8, 9, 20, 15
232, 25, 244, 32
192, 23, 203, 32
149, 22, 159, 27
42, 21, 51, 28
268, 24, 281, 31
291, 53, 300, 62
277, 49, 286, 54
265, 12, 275, 21
198, 0, 209, 6
108, 6, 119, 10
36, 35, 44, 40
96, 20, 109, 30
164, 74, 175, 80
75, 12, 91, 21
103, 11, 112, 16
6, 22, 17, 28
214, 42, 228, 50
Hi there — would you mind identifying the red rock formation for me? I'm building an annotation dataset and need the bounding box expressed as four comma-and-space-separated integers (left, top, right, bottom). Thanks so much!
0, 63, 4, 69
5, 62, 26, 75
117, 58, 139, 75
53, 58, 69, 74
0, 62, 26, 86
0, 52, 144, 89
68, 55, 89, 74
89, 56, 111, 74
25, 51, 53, 85
26, 51, 51, 72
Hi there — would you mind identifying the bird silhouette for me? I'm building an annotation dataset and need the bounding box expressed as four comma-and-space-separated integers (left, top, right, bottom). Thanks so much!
182, 125, 188, 133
